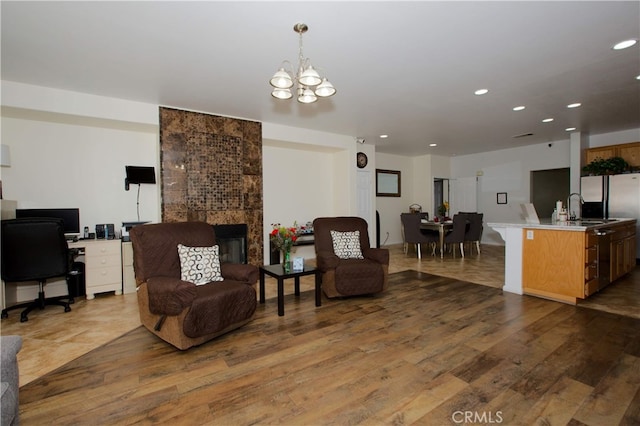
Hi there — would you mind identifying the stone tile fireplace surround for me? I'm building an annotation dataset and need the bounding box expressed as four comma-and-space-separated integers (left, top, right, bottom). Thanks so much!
159, 107, 263, 265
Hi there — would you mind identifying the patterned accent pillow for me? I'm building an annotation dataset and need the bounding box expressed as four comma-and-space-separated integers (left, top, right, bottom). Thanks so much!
177, 244, 224, 285
330, 230, 365, 260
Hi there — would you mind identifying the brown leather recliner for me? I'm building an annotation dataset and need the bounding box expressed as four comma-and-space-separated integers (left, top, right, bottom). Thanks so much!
313, 216, 389, 298
130, 222, 258, 350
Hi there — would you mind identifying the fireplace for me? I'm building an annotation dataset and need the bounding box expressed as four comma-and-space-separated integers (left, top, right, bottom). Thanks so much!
213, 224, 248, 264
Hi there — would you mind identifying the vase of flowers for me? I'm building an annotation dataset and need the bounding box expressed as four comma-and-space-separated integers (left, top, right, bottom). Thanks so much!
270, 223, 298, 272
437, 201, 449, 221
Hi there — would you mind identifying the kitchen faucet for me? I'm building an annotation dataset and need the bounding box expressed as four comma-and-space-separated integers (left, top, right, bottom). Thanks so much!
567, 193, 584, 220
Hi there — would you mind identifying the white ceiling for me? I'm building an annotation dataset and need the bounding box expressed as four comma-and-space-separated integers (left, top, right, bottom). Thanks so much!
2, 1, 639, 156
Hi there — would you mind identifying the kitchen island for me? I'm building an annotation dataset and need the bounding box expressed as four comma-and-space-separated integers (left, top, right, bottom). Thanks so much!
489, 218, 636, 304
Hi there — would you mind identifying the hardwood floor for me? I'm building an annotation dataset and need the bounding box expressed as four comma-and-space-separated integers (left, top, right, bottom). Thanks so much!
3, 243, 640, 425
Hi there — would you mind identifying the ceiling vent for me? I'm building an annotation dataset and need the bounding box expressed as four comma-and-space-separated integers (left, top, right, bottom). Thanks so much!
512, 132, 534, 139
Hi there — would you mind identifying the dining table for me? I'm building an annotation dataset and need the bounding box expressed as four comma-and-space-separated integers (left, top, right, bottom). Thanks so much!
420, 220, 453, 258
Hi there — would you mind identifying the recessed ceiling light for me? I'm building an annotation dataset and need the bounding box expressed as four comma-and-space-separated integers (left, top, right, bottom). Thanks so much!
542, 118, 554, 123
379, 134, 388, 139
636, 74, 640, 80
429, 143, 437, 147
566, 127, 577, 131
567, 103, 581, 108
613, 39, 638, 50
474, 89, 489, 95
513, 106, 526, 111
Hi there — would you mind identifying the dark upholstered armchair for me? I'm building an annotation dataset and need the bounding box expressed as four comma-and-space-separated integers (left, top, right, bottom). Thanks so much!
130, 222, 258, 350
313, 217, 389, 298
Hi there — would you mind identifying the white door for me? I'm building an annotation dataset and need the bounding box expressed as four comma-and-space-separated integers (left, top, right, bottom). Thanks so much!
356, 170, 374, 243
451, 177, 478, 214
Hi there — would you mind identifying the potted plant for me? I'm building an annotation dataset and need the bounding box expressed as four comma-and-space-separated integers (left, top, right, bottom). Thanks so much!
582, 156, 629, 175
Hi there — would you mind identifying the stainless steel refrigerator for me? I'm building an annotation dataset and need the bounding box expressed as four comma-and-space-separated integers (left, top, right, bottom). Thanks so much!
581, 173, 640, 258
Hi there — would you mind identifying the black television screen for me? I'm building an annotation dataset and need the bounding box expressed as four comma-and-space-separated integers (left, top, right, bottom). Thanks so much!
125, 166, 156, 185
15, 208, 81, 234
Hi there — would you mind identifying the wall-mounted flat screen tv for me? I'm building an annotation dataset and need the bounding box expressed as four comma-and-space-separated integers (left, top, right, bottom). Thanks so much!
125, 166, 156, 190
15, 208, 81, 234
125, 166, 156, 184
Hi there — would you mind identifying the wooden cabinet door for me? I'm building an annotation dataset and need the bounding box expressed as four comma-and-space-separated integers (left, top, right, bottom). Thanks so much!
584, 142, 640, 169
609, 223, 636, 281
611, 238, 625, 282
522, 229, 585, 301
624, 235, 636, 274
585, 147, 615, 164
584, 232, 598, 297
617, 143, 640, 167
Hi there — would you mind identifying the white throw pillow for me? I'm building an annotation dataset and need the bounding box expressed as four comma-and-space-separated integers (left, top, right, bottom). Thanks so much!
177, 244, 224, 285
330, 230, 364, 260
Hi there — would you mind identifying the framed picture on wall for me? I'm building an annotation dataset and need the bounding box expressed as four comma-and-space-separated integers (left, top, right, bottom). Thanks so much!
497, 192, 507, 204
376, 169, 401, 197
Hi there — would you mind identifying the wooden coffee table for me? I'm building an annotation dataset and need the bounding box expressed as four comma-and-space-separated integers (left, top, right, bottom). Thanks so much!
259, 263, 321, 316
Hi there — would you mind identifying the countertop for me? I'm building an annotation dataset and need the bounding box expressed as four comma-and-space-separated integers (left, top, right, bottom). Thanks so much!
487, 218, 636, 232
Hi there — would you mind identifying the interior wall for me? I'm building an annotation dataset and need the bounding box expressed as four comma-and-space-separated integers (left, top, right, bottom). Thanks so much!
356, 143, 378, 245
588, 128, 640, 148
409, 154, 451, 220
262, 144, 336, 261
262, 123, 358, 218
1, 82, 368, 271
0, 113, 160, 230
375, 152, 414, 246
261, 123, 365, 257
451, 140, 572, 245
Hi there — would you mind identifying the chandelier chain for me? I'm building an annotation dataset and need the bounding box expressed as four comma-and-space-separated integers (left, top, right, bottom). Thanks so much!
298, 30, 305, 82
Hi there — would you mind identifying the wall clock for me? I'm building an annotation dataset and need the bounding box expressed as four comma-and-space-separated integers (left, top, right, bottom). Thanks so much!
357, 152, 368, 168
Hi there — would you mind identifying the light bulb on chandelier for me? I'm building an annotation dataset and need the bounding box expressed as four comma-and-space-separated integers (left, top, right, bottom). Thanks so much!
269, 23, 336, 103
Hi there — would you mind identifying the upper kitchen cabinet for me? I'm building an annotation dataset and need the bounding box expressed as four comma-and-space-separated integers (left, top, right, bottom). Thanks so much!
617, 143, 640, 168
585, 141, 640, 168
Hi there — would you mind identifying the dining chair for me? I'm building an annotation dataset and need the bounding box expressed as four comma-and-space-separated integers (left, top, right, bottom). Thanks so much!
400, 213, 439, 259
444, 214, 467, 258
464, 213, 484, 255
401, 212, 430, 254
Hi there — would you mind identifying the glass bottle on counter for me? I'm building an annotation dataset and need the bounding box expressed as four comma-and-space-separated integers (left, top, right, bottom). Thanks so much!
558, 208, 568, 222
551, 208, 557, 223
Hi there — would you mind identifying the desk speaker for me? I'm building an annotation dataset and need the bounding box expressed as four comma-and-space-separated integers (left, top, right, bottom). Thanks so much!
96, 224, 115, 239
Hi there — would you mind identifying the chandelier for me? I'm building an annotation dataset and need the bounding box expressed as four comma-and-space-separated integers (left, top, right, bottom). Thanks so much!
269, 23, 336, 104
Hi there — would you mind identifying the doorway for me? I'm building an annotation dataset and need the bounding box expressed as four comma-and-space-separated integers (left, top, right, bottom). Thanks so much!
531, 168, 570, 219
433, 178, 450, 217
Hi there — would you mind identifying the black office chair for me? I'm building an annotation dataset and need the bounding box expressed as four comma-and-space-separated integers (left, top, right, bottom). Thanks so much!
1, 218, 72, 322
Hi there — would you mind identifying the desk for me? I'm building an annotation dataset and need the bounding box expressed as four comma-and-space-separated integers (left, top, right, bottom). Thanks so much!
420, 221, 453, 258
68, 239, 123, 299
259, 263, 321, 316
2, 238, 131, 309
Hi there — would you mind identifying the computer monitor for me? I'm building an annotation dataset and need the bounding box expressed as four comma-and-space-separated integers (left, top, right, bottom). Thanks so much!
15, 208, 81, 235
